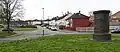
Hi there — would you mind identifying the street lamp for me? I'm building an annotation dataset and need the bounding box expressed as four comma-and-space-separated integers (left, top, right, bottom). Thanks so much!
48, 16, 50, 28
42, 8, 44, 36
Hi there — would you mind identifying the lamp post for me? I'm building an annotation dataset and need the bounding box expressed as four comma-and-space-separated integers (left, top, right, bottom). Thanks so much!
48, 16, 50, 28
42, 8, 44, 36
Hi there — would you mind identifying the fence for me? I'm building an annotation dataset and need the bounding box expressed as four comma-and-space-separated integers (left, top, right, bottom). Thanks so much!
76, 27, 94, 32
76, 26, 120, 32
110, 22, 120, 26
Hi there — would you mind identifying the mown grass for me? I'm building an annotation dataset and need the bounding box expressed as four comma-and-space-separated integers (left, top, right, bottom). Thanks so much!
0, 28, 37, 31
0, 31, 16, 37
14, 28, 37, 31
0, 34, 120, 52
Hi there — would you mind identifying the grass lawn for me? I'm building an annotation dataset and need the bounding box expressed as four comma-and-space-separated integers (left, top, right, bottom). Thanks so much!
14, 28, 37, 31
0, 28, 37, 31
0, 34, 120, 52
0, 28, 16, 37
0, 31, 16, 37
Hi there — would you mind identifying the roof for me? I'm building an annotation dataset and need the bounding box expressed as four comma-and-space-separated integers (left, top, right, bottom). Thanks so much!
111, 11, 120, 17
66, 12, 89, 20
25, 19, 42, 22
44, 19, 51, 21
10, 21, 28, 24
62, 13, 73, 20
33, 19, 41, 21
72, 13, 89, 18
56, 14, 68, 21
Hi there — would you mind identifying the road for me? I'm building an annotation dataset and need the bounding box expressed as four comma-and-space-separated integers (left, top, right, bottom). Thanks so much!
0, 26, 93, 41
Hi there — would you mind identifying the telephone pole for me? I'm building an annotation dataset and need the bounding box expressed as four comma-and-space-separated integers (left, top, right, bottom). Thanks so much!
42, 8, 44, 36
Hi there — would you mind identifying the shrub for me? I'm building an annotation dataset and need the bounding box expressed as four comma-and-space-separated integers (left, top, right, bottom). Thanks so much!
20, 25, 37, 28
0, 25, 4, 28
35, 24, 41, 26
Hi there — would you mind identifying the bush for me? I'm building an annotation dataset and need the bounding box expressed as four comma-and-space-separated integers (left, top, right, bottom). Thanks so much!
35, 24, 41, 26
20, 25, 37, 28
0, 25, 4, 28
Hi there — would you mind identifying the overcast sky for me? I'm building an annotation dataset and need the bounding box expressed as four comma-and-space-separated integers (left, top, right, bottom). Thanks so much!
23, 0, 120, 20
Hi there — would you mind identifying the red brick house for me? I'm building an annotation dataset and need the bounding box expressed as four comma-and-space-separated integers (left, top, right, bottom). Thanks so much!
88, 11, 120, 26
110, 11, 120, 26
65, 11, 91, 31
111, 11, 120, 21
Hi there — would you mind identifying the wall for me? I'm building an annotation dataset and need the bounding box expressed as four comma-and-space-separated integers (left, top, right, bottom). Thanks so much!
72, 18, 90, 27
66, 18, 91, 31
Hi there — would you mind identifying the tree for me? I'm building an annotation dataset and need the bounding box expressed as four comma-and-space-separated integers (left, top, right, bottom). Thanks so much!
0, 0, 24, 33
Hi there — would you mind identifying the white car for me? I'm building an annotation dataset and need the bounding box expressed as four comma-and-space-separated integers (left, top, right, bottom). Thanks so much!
111, 28, 120, 33
50, 27, 58, 31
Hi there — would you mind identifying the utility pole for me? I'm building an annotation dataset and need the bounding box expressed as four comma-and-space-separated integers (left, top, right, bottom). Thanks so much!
42, 8, 44, 36
48, 16, 50, 28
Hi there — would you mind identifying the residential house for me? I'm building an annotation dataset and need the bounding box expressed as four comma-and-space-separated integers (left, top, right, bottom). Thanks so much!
55, 13, 71, 28
110, 11, 120, 26
26, 20, 33, 25
49, 19, 57, 26
48, 15, 68, 27
26, 19, 41, 25
65, 11, 91, 31
88, 11, 120, 30
10, 20, 28, 26
88, 11, 120, 26
32, 19, 41, 25
109, 11, 120, 29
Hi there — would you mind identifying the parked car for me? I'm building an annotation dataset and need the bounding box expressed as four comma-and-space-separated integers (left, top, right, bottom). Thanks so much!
46, 25, 51, 29
111, 28, 120, 33
50, 26, 58, 31
46, 26, 49, 28
59, 25, 66, 29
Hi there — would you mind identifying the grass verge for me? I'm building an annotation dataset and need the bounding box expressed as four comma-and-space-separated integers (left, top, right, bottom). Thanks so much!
0, 31, 16, 38
0, 34, 120, 52
14, 28, 37, 31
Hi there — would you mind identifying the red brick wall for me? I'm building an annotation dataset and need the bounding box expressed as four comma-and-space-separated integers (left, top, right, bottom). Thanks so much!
65, 17, 92, 31
72, 18, 90, 28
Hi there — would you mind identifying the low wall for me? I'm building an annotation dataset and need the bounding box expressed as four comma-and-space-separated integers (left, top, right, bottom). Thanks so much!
76, 27, 94, 32
76, 26, 120, 32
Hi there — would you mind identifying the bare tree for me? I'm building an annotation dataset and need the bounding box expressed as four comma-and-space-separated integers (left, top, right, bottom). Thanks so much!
0, 0, 24, 33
